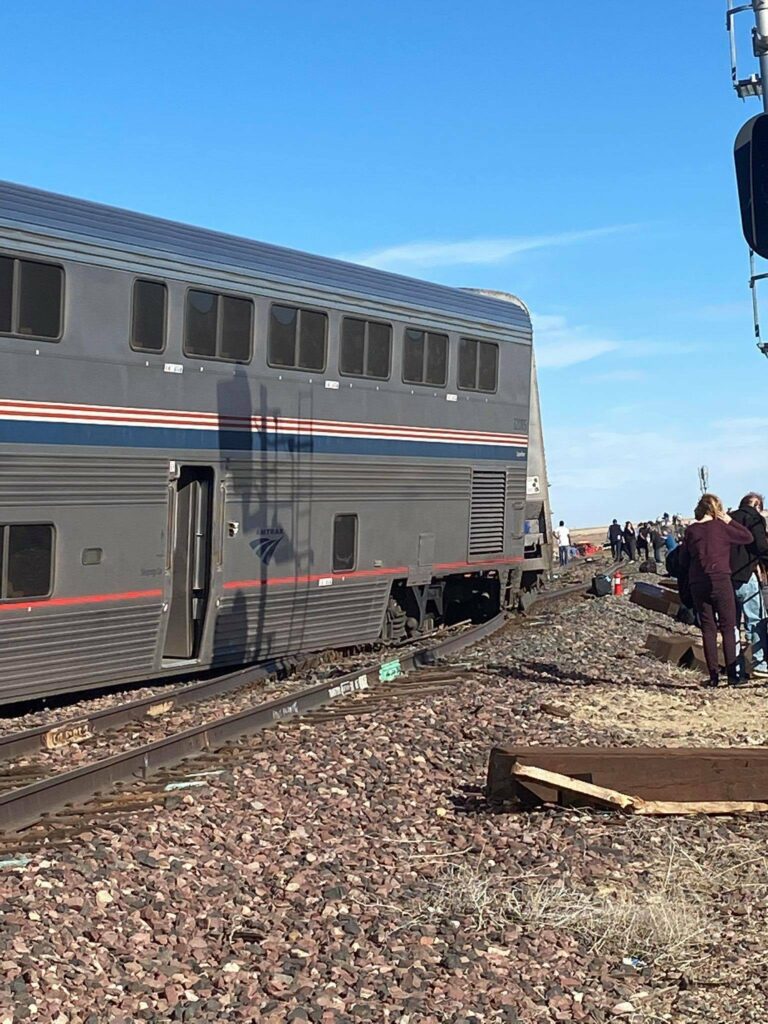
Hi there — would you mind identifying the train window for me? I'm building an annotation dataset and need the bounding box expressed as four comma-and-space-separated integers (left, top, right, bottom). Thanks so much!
333, 514, 357, 572
298, 309, 326, 370
268, 304, 327, 371
341, 317, 365, 375
268, 305, 297, 367
220, 296, 252, 361
478, 341, 498, 391
0, 256, 63, 340
184, 289, 253, 362
340, 317, 392, 379
458, 338, 498, 392
402, 328, 448, 386
186, 290, 219, 358
0, 257, 12, 333
18, 261, 63, 339
131, 280, 167, 352
1, 524, 54, 600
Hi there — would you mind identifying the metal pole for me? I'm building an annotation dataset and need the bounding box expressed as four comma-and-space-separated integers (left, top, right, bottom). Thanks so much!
754, 0, 768, 110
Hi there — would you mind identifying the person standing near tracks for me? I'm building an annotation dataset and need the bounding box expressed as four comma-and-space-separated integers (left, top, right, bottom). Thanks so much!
554, 520, 571, 567
730, 492, 768, 680
608, 519, 623, 561
637, 523, 650, 562
623, 521, 638, 562
651, 524, 667, 565
678, 493, 753, 687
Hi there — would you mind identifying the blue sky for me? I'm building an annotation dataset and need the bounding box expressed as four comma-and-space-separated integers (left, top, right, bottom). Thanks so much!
0, 1, 764, 525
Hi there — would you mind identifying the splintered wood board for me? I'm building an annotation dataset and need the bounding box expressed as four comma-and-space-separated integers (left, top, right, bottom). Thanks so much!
487, 746, 768, 805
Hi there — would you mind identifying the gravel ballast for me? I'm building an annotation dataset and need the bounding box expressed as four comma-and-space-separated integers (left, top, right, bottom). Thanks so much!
2, 575, 767, 1023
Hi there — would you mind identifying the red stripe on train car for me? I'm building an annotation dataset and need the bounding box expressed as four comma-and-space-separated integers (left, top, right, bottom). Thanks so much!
0, 589, 164, 611
223, 566, 409, 589
223, 557, 525, 591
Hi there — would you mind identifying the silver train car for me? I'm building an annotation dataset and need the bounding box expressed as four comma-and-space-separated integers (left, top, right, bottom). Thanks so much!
0, 182, 544, 704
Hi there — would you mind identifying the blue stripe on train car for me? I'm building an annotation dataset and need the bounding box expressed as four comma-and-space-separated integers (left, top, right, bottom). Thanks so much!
0, 420, 527, 461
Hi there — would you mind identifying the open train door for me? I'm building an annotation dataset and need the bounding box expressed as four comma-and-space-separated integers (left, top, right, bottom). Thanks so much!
164, 465, 214, 660
523, 354, 553, 578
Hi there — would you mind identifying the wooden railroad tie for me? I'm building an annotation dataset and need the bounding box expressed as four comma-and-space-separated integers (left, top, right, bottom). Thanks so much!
487, 746, 768, 816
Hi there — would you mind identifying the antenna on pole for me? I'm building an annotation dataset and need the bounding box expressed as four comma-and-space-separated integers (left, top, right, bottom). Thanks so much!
728, 0, 768, 110
698, 466, 709, 495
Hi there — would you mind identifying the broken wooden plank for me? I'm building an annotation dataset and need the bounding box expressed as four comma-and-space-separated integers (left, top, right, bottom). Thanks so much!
636, 800, 768, 816
511, 761, 640, 810
488, 746, 768, 804
511, 764, 768, 815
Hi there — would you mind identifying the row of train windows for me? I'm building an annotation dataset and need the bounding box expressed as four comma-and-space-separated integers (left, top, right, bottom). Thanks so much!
0, 254, 499, 392
137, 282, 499, 390
0, 518, 356, 602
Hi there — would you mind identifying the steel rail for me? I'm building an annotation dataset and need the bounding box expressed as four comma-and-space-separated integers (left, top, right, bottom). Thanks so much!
0, 620, 482, 764
0, 574, 597, 836
0, 655, 305, 763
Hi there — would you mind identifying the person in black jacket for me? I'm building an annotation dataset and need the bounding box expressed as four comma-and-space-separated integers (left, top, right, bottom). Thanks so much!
651, 525, 666, 564
608, 520, 623, 561
622, 521, 637, 562
730, 492, 768, 679
637, 523, 650, 562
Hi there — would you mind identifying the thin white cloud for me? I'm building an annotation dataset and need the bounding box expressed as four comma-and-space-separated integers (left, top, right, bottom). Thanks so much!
343, 225, 630, 271
546, 422, 768, 527
589, 369, 649, 383
531, 314, 697, 372
531, 313, 621, 369
712, 416, 768, 433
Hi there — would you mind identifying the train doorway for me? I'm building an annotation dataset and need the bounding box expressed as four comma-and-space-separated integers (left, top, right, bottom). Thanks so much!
163, 466, 214, 661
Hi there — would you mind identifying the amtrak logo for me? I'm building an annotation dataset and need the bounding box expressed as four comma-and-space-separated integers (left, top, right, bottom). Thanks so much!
250, 529, 285, 565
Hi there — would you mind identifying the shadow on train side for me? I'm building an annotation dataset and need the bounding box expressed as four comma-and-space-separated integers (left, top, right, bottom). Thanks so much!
213, 367, 308, 667
0, 370, 317, 720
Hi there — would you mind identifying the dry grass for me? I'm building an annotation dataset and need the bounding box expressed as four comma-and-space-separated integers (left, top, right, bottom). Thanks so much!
357, 824, 768, 981
411, 826, 768, 973
416, 858, 707, 966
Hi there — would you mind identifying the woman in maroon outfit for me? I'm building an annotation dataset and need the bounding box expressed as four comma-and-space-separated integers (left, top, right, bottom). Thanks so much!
679, 493, 753, 686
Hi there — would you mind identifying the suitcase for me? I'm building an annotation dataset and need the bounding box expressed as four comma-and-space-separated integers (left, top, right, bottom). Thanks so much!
591, 574, 612, 597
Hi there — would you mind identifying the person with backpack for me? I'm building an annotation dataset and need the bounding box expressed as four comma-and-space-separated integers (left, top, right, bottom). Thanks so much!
730, 492, 768, 679
678, 493, 753, 687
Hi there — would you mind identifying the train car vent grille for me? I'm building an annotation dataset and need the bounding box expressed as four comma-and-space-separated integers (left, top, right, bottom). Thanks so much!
469, 470, 507, 558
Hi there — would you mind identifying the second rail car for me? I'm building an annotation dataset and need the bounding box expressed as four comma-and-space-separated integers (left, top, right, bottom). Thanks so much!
0, 181, 543, 704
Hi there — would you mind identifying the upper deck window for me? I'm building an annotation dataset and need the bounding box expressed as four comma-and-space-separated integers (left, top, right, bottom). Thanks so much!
184, 289, 253, 362
458, 338, 498, 393
0, 255, 63, 341
402, 328, 448, 387
131, 279, 167, 353
268, 304, 327, 371
340, 317, 391, 379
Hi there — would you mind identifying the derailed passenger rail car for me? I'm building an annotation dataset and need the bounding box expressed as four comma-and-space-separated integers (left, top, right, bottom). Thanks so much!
0, 182, 535, 703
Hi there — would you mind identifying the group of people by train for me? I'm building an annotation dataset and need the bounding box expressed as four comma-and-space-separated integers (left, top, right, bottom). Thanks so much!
557, 498, 768, 689
607, 515, 683, 567
672, 491, 768, 688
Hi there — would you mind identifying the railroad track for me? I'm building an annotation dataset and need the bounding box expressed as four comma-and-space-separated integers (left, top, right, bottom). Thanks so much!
0, 573, 601, 853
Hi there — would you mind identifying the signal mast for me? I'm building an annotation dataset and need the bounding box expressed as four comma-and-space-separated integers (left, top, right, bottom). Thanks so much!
728, 0, 768, 352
